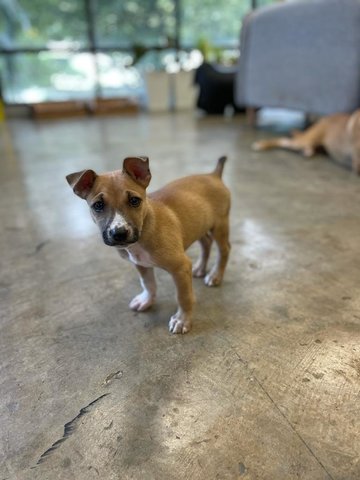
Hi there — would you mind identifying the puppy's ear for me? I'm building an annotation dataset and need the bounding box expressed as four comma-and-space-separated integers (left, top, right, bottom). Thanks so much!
123, 156, 151, 188
66, 169, 97, 199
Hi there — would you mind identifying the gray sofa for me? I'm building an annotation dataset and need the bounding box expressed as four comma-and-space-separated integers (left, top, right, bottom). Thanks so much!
235, 0, 360, 117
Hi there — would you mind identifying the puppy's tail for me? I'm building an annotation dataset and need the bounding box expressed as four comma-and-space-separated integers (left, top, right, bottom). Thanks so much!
213, 156, 227, 178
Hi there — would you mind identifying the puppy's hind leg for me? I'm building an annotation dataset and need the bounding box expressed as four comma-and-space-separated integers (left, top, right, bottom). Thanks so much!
129, 265, 157, 312
192, 232, 213, 278
205, 220, 231, 287
252, 136, 315, 156
252, 137, 292, 151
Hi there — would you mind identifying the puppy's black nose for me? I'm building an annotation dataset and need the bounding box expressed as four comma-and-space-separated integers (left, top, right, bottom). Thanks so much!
109, 225, 128, 243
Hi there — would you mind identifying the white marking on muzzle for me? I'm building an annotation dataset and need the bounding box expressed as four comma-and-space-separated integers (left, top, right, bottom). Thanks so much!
109, 213, 129, 230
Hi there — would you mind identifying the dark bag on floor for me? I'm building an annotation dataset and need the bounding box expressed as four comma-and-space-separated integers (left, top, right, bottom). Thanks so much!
194, 62, 243, 114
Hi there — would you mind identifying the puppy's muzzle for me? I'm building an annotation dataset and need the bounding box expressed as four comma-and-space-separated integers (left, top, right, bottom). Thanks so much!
103, 224, 139, 247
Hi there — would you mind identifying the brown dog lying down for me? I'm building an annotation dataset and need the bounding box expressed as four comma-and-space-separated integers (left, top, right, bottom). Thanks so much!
252, 110, 360, 175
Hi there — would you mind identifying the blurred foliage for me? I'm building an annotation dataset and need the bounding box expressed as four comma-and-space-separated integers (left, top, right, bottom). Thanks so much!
196, 37, 225, 64
94, 0, 176, 48
0, 0, 276, 101
1, 0, 88, 47
0, 0, 259, 49
181, 0, 251, 48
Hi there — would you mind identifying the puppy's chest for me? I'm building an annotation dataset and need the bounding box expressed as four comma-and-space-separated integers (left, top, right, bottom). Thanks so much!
122, 244, 155, 268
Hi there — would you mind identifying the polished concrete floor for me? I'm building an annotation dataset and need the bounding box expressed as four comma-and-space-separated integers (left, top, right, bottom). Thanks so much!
1, 112, 360, 480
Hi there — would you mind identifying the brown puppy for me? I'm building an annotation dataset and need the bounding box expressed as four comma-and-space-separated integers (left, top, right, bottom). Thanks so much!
66, 156, 231, 334
252, 110, 360, 174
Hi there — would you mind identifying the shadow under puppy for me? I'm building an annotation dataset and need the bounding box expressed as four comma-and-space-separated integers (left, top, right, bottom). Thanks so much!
252, 109, 360, 174
66, 156, 231, 334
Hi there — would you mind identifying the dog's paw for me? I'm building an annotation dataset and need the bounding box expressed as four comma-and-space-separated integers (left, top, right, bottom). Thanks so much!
303, 147, 315, 158
168, 313, 191, 334
129, 291, 155, 312
204, 271, 222, 287
192, 264, 206, 278
251, 141, 265, 151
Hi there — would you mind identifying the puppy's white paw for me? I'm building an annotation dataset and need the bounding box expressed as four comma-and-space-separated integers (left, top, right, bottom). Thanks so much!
204, 272, 222, 287
129, 291, 155, 312
192, 264, 206, 278
168, 313, 191, 334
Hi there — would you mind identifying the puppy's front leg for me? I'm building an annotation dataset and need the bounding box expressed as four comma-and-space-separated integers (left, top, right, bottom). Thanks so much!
168, 256, 194, 334
129, 265, 157, 312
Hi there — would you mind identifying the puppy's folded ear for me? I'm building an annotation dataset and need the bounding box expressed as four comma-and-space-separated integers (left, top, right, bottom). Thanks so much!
123, 156, 151, 188
66, 169, 97, 199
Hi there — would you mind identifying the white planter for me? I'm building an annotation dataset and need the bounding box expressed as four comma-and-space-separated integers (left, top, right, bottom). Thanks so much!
144, 70, 197, 112
144, 71, 171, 112
174, 70, 197, 110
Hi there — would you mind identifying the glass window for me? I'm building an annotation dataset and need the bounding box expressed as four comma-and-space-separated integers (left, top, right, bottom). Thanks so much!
93, 0, 176, 49
96, 52, 143, 98
0, 51, 146, 103
256, 0, 281, 8
1, 52, 96, 103
180, 0, 251, 49
0, 0, 88, 50
1, 0, 274, 105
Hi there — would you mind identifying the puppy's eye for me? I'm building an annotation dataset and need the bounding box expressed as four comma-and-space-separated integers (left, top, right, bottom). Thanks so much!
92, 200, 105, 212
129, 196, 141, 208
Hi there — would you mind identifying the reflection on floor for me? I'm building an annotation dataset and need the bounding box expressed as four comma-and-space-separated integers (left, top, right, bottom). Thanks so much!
1, 113, 360, 480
